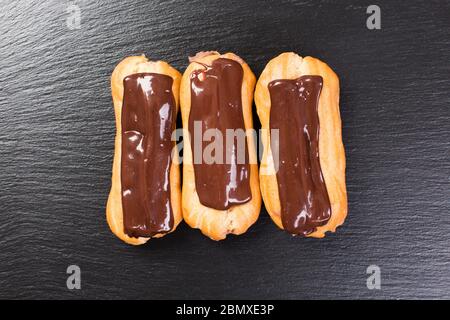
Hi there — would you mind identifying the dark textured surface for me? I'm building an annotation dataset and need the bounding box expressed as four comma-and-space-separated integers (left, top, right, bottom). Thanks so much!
0, 0, 449, 299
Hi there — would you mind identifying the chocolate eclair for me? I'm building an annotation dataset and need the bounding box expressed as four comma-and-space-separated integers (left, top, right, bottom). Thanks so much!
180, 51, 261, 240
107, 55, 182, 245
255, 52, 347, 237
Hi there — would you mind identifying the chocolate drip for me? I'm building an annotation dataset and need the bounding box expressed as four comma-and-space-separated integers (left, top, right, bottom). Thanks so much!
268, 75, 331, 235
188, 58, 252, 210
121, 73, 175, 237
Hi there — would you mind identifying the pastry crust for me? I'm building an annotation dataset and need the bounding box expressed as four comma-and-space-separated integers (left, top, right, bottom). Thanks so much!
106, 55, 183, 245
254, 52, 347, 238
180, 52, 261, 240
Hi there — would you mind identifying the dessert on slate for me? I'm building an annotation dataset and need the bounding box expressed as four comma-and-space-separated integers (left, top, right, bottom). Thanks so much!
107, 55, 183, 245
180, 51, 261, 240
106, 51, 347, 243
254, 52, 347, 237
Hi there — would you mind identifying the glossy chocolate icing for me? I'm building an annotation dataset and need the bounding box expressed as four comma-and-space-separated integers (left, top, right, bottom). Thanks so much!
121, 73, 175, 237
188, 58, 252, 210
268, 75, 331, 236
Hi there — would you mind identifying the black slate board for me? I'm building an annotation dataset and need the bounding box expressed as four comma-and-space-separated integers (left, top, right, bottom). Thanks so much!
0, 0, 449, 299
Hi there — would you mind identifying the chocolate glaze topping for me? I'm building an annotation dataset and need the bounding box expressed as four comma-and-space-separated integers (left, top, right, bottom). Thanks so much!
268, 75, 331, 236
121, 73, 175, 237
188, 58, 252, 210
